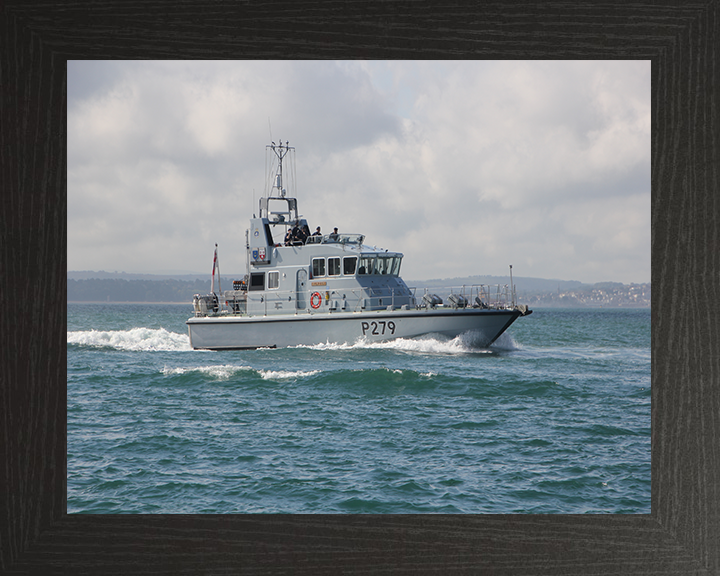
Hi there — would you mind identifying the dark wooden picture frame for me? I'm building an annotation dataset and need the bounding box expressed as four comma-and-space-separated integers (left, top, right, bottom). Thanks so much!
2, 2, 718, 573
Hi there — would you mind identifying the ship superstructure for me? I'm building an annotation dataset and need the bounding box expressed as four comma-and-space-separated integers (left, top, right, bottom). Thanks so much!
187, 142, 531, 349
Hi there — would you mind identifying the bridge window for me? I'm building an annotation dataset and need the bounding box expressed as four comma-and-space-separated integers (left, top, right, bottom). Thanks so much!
343, 256, 357, 275
358, 256, 375, 275
377, 256, 393, 275
376, 256, 401, 275
312, 258, 325, 277
267, 271, 279, 289
391, 256, 402, 276
328, 257, 341, 276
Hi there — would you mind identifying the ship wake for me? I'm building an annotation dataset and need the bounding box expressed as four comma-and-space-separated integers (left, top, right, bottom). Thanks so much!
67, 328, 193, 352
295, 330, 521, 355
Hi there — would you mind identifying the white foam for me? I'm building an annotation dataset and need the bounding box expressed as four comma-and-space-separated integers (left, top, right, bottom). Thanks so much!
258, 369, 321, 380
488, 331, 521, 351
372, 336, 472, 355
162, 364, 253, 379
67, 327, 192, 352
296, 331, 514, 355
161, 365, 320, 381
292, 341, 357, 352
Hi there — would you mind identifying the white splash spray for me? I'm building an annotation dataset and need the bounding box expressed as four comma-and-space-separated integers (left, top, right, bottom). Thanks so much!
161, 364, 320, 381
67, 327, 192, 352
293, 330, 520, 355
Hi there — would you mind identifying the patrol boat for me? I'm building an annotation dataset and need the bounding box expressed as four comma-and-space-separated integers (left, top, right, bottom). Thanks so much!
187, 142, 532, 350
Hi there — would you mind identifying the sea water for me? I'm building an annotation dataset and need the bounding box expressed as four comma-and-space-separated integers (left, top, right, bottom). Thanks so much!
67, 304, 651, 514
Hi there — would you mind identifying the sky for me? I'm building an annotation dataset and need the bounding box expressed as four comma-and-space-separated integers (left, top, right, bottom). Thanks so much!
68, 60, 650, 284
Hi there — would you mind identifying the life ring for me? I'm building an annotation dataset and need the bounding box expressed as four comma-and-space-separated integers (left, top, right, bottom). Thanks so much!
310, 291, 322, 309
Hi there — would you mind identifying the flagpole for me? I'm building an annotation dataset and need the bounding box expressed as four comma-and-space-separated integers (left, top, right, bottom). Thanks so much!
509, 264, 514, 307
216, 243, 221, 294
211, 244, 217, 295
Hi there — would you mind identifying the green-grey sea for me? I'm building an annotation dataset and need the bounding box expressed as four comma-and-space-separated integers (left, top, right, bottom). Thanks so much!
67, 304, 650, 514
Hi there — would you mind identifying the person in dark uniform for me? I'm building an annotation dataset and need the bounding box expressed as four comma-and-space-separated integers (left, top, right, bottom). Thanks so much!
299, 224, 310, 244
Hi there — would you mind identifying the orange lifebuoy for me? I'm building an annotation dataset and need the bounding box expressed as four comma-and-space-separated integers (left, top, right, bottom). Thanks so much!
310, 291, 322, 309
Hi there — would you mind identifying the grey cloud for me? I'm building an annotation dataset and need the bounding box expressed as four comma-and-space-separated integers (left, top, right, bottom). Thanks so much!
67, 60, 127, 106
68, 61, 649, 284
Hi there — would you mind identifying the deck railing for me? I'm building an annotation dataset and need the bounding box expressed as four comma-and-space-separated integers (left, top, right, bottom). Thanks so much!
413, 284, 516, 310
197, 282, 518, 317
304, 233, 365, 246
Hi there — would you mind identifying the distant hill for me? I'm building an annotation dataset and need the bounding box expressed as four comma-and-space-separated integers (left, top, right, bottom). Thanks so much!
69, 270, 592, 289
406, 275, 649, 308
67, 276, 236, 303
68, 270, 215, 281
68, 271, 649, 306
406, 275, 586, 293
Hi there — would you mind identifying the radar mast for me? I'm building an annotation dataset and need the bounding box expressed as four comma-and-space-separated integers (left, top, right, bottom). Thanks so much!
267, 140, 294, 198
260, 140, 299, 225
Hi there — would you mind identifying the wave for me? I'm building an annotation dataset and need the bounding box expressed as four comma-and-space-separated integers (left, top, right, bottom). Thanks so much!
162, 364, 252, 379
489, 331, 522, 351
258, 369, 321, 380
294, 330, 521, 355
162, 364, 320, 381
67, 327, 192, 352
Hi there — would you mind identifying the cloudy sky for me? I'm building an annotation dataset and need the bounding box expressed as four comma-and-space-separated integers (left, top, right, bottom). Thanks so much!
68, 60, 650, 284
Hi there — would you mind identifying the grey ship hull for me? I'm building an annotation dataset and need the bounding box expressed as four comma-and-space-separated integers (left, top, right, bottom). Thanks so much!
186, 307, 523, 350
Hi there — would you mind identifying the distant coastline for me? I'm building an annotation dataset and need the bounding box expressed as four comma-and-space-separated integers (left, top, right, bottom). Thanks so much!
68, 301, 190, 305
68, 272, 650, 308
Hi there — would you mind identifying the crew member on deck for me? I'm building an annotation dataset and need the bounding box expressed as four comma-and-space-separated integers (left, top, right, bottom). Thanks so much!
313, 226, 322, 236
329, 227, 339, 240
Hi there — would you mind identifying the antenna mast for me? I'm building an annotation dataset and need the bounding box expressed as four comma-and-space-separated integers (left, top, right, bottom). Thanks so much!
267, 140, 293, 198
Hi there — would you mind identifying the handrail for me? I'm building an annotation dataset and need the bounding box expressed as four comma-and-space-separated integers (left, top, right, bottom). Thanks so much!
408, 284, 516, 310
305, 233, 364, 245
197, 282, 516, 317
